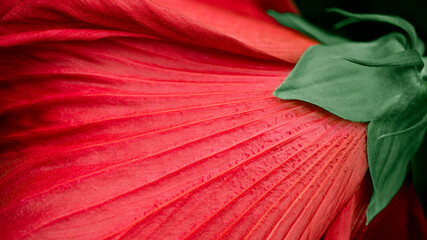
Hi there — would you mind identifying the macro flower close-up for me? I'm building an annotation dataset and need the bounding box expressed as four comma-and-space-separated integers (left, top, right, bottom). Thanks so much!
0, 0, 426, 239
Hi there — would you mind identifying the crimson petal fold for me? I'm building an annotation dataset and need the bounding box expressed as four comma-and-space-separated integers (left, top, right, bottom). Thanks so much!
0, 1, 368, 240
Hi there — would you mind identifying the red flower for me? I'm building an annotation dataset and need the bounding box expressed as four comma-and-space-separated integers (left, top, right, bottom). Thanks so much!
0, 1, 423, 239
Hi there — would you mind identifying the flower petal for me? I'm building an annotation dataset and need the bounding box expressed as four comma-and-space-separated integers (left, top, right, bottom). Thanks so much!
185, 0, 299, 22
0, 33, 367, 239
0, 0, 315, 63
324, 177, 427, 240
0, 1, 367, 239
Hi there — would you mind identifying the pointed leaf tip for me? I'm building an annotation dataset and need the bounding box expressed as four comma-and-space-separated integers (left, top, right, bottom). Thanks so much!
326, 8, 418, 50
342, 49, 424, 69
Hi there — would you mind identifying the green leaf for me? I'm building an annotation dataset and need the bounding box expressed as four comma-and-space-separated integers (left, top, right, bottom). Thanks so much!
366, 90, 427, 222
342, 49, 423, 68
273, 33, 420, 122
270, 9, 427, 223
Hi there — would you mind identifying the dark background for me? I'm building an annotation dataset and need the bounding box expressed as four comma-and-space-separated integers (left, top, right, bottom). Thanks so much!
294, 0, 427, 45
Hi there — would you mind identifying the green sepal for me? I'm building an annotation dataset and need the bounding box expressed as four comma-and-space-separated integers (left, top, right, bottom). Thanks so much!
342, 49, 423, 68
270, 9, 427, 223
366, 90, 427, 220
274, 33, 420, 122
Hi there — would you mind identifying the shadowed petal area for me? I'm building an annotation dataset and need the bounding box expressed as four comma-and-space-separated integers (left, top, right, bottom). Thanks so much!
0, 0, 315, 63
325, 176, 427, 240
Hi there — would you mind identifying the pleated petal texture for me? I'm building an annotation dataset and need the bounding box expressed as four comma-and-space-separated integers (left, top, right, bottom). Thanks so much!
325, 177, 427, 240
0, 1, 368, 239
0, 0, 315, 63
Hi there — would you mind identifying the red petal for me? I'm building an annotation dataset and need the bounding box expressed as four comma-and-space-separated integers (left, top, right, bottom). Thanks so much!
324, 177, 427, 240
0, 0, 315, 63
323, 194, 355, 240
0, 0, 15, 17
0, 2, 365, 239
0, 37, 367, 239
184, 0, 299, 22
